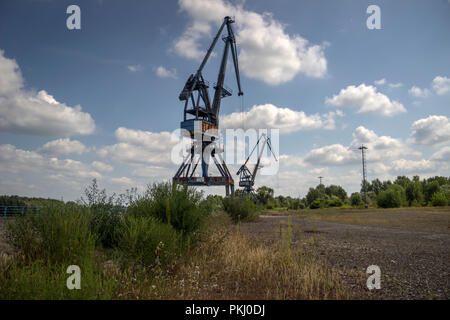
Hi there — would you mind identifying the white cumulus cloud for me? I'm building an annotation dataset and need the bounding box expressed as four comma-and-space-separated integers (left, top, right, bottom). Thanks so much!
325, 84, 406, 116
391, 159, 435, 174
408, 86, 430, 98
430, 146, 450, 162
174, 0, 327, 85
0, 144, 101, 179
221, 104, 343, 133
432, 76, 450, 95
410, 115, 450, 146
98, 127, 181, 166
155, 66, 177, 79
0, 50, 95, 136
304, 144, 359, 166
91, 161, 114, 172
38, 138, 88, 156
304, 126, 419, 166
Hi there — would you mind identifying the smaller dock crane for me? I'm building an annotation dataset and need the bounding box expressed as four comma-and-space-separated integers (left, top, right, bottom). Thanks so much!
236, 133, 278, 200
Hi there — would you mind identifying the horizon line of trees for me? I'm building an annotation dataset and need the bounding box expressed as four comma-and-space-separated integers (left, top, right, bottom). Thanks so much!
247, 175, 450, 209
1, 175, 449, 211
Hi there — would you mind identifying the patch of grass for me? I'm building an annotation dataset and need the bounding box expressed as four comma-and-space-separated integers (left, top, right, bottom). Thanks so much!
0, 256, 117, 299
294, 206, 450, 232
90, 206, 123, 249
1, 209, 354, 300
273, 207, 288, 211
6, 206, 95, 265
169, 219, 349, 299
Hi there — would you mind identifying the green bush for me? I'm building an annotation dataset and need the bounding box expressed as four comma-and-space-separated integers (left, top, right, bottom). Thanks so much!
377, 185, 406, 208
90, 206, 122, 248
410, 199, 422, 207
128, 183, 207, 242
326, 197, 343, 207
431, 192, 448, 206
119, 215, 180, 268
309, 199, 323, 209
350, 193, 363, 207
200, 195, 223, 213
405, 181, 423, 206
222, 196, 259, 222
288, 199, 304, 210
424, 180, 440, 204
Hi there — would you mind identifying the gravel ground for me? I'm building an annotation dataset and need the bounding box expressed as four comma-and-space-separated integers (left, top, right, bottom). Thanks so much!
239, 209, 450, 300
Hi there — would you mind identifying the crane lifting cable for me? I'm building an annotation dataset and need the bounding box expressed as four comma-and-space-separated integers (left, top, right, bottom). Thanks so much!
236, 133, 278, 201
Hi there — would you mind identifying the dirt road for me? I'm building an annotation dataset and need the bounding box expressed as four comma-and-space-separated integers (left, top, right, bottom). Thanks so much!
239, 208, 450, 299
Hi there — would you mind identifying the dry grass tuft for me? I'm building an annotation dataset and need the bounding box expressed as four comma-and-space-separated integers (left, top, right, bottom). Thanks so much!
162, 213, 350, 299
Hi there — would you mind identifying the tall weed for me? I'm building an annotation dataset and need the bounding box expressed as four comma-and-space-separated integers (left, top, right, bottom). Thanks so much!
119, 215, 180, 268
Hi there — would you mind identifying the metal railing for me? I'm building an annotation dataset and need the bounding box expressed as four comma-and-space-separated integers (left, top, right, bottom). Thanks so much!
0, 206, 40, 217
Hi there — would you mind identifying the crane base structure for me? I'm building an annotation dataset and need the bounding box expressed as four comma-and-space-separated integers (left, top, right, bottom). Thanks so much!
173, 120, 235, 196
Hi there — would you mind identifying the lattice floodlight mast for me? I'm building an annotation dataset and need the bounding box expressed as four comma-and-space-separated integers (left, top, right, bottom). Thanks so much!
318, 176, 324, 198
318, 176, 323, 186
358, 145, 368, 208
173, 16, 243, 196
236, 133, 278, 200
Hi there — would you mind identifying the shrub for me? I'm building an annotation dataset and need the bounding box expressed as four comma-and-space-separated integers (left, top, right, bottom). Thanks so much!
350, 193, 363, 207
222, 196, 258, 222
377, 185, 406, 208
309, 199, 323, 209
410, 199, 422, 207
119, 215, 180, 268
326, 197, 343, 207
200, 195, 223, 213
288, 199, 304, 210
405, 181, 423, 206
431, 192, 448, 206
128, 183, 207, 242
81, 179, 126, 248
424, 180, 440, 204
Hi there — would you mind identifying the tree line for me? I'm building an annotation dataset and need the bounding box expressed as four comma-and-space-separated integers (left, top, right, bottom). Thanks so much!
246, 175, 450, 209
1, 175, 449, 212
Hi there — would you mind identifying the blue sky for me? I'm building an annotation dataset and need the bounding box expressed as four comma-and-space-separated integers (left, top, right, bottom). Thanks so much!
0, 0, 449, 200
